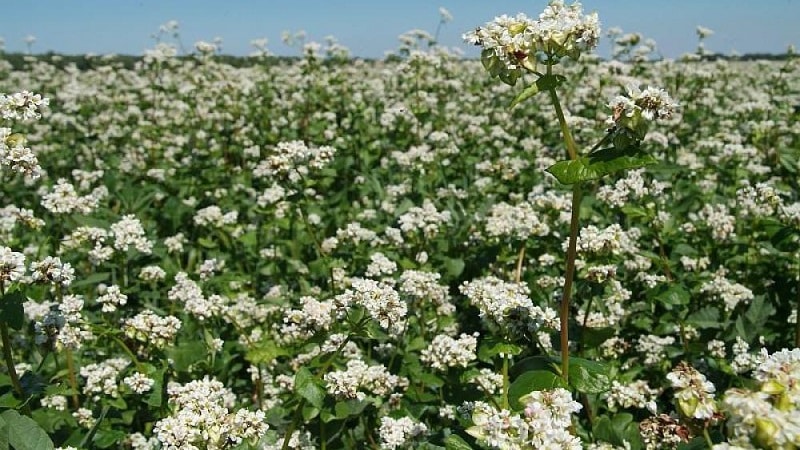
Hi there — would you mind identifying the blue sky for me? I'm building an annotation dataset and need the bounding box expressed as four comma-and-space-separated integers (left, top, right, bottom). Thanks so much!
3, 1, 798, 59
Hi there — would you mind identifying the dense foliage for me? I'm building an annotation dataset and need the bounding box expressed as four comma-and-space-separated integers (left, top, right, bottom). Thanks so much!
0, 5, 799, 449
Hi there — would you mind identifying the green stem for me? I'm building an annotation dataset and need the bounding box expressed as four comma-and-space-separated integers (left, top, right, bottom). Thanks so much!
547, 79, 581, 384
1, 322, 30, 415
502, 354, 510, 410
547, 87, 578, 161
560, 184, 582, 383
64, 349, 81, 409
703, 426, 714, 449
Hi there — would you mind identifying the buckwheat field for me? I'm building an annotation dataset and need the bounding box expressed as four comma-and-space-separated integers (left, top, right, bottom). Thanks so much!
1, 2, 799, 449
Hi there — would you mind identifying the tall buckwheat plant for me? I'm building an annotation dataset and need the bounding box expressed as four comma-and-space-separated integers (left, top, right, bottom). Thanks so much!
463, 1, 677, 447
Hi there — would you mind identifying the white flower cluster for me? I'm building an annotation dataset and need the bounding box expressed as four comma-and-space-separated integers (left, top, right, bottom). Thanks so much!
460, 275, 559, 333
335, 277, 407, 334
608, 83, 679, 125
604, 379, 660, 413
122, 310, 182, 349
123, 372, 155, 394
398, 198, 451, 239
253, 140, 336, 183
464, 1, 600, 71
717, 349, 800, 448
692, 203, 736, 242
700, 268, 753, 312
193, 205, 238, 228
168, 272, 223, 320
469, 368, 504, 395
153, 377, 268, 449
467, 388, 583, 449
0, 91, 49, 121
397, 269, 454, 315
378, 416, 428, 450
639, 414, 689, 450
596, 169, 668, 208
40, 179, 108, 215
139, 265, 167, 282
29, 256, 74, 287
80, 357, 130, 400
573, 224, 639, 256
0, 205, 45, 237
420, 333, 479, 371
34, 294, 93, 350
279, 296, 336, 343
365, 252, 398, 279
636, 334, 676, 367
96, 284, 128, 313
736, 182, 783, 218
0, 245, 26, 282
110, 214, 153, 254
323, 358, 408, 400
0, 91, 48, 178
667, 361, 718, 420
483, 201, 550, 241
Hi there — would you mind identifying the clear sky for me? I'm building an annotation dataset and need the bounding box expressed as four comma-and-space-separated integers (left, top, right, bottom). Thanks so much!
2, 1, 798, 59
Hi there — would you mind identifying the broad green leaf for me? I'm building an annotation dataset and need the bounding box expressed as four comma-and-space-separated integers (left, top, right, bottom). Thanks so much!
593, 413, 643, 450
333, 399, 368, 419
686, 306, 721, 329
245, 339, 288, 365
568, 357, 611, 394
510, 83, 540, 109
0, 393, 19, 409
0, 410, 54, 450
445, 434, 475, 450
93, 429, 126, 449
546, 147, 657, 185
655, 284, 690, 310
166, 340, 206, 372
443, 257, 465, 278
295, 367, 325, 408
302, 404, 319, 421
0, 292, 25, 330
509, 370, 568, 410
509, 355, 558, 378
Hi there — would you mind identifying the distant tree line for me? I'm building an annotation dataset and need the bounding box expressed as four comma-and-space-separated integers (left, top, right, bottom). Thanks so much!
0, 50, 795, 71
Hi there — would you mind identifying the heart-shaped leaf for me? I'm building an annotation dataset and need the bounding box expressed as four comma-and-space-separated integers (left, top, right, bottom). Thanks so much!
546, 146, 657, 185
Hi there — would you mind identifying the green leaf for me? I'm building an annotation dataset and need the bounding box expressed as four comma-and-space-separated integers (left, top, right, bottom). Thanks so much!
568, 357, 611, 394
478, 341, 522, 362
510, 83, 540, 109
69, 271, 110, 289
295, 367, 325, 408
443, 257, 465, 278
508, 370, 568, 409
546, 147, 657, 185
655, 284, 690, 310
593, 413, 643, 450
0, 393, 19, 409
509, 355, 558, 378
445, 434, 475, 450
0, 410, 54, 450
166, 339, 206, 372
0, 413, 8, 450
93, 429, 126, 448
0, 292, 25, 330
686, 306, 721, 329
245, 339, 288, 365
333, 399, 368, 419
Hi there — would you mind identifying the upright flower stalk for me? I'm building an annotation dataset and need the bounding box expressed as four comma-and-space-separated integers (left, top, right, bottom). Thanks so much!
466, 0, 677, 386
